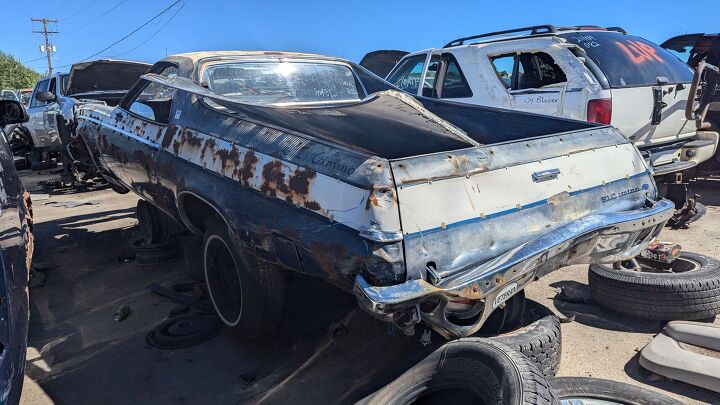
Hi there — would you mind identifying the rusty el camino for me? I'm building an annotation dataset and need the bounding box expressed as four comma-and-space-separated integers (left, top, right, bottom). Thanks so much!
73, 51, 674, 339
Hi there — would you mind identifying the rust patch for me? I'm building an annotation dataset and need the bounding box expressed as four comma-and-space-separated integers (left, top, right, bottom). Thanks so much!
288, 168, 316, 195
260, 160, 288, 198
200, 137, 217, 160
304, 200, 321, 211
161, 124, 178, 149
238, 150, 258, 186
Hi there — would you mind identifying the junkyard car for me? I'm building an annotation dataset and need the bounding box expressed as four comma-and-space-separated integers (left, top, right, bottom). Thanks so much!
16, 60, 149, 172
74, 51, 674, 339
0, 100, 34, 404
662, 33, 720, 172
374, 25, 719, 214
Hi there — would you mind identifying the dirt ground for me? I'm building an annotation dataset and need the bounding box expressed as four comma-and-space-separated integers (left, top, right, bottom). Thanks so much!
17, 170, 720, 405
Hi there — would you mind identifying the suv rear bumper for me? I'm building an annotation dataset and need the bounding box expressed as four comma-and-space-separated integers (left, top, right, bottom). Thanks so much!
641, 131, 719, 176
354, 197, 675, 338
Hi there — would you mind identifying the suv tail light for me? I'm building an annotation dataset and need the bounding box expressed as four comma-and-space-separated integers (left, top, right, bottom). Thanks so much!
587, 98, 612, 125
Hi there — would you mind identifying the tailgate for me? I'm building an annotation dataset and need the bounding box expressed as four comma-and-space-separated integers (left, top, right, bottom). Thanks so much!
391, 127, 654, 279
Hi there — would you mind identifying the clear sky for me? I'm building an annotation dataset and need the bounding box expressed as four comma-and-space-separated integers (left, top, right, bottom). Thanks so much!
1, 0, 719, 74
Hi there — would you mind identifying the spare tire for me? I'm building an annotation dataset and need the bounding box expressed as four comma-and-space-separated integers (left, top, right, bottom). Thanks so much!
358, 339, 558, 405
493, 301, 562, 378
589, 252, 720, 320
550, 377, 683, 405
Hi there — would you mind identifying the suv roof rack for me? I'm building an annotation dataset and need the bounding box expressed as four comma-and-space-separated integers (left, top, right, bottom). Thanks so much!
443, 25, 627, 48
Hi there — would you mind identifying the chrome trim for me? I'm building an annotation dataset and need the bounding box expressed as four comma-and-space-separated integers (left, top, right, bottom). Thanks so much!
76, 114, 161, 149
358, 227, 403, 243
532, 168, 561, 182
354, 197, 675, 338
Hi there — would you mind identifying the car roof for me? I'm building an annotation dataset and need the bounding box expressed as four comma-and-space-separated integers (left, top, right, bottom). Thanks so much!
169, 51, 346, 64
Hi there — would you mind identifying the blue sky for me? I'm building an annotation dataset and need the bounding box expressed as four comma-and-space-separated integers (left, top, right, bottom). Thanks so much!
1, 0, 719, 74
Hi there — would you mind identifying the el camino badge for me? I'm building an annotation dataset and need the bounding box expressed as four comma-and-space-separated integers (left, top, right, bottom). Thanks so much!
601, 183, 649, 203
492, 282, 518, 309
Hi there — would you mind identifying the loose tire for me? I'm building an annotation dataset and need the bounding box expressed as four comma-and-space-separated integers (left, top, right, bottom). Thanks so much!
550, 377, 683, 405
136, 200, 169, 244
358, 339, 558, 405
203, 219, 285, 338
589, 252, 720, 320
493, 301, 562, 378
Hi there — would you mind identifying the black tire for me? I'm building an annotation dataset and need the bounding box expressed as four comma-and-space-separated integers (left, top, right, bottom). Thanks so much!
110, 183, 130, 194
589, 252, 720, 320
136, 200, 169, 244
493, 301, 562, 378
477, 289, 527, 335
203, 219, 285, 338
359, 339, 558, 405
550, 377, 683, 405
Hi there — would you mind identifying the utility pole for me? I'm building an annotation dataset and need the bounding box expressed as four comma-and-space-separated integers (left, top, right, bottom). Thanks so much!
31, 18, 59, 75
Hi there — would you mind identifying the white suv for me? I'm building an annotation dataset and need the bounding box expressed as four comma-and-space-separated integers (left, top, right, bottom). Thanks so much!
377, 25, 718, 210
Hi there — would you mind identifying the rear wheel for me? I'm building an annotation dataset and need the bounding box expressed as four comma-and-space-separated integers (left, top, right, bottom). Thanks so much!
203, 219, 285, 337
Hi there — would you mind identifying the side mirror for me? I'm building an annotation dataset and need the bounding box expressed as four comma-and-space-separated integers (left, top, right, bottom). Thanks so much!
0, 100, 29, 126
36, 91, 56, 103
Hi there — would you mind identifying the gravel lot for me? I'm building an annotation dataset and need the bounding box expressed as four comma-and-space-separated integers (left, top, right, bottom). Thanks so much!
18, 171, 720, 404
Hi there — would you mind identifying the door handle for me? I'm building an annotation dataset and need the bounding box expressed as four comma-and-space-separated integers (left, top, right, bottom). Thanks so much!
532, 168, 561, 182
651, 86, 666, 125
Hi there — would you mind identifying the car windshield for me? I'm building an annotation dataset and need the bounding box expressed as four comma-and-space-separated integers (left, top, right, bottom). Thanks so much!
0, 90, 19, 101
560, 31, 694, 88
201, 61, 361, 106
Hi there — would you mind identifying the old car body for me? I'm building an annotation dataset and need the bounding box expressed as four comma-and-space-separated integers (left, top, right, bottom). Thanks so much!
73, 51, 674, 338
17, 60, 150, 171
0, 100, 34, 404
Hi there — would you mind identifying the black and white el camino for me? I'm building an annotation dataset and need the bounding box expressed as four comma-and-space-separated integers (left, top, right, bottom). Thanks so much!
74, 51, 674, 339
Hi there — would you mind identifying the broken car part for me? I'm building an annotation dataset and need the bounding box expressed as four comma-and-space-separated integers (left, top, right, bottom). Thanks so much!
589, 252, 720, 320
73, 51, 674, 339
356, 338, 557, 405
640, 321, 720, 394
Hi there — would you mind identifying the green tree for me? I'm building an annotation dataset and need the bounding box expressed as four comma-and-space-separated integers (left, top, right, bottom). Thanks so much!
0, 52, 42, 89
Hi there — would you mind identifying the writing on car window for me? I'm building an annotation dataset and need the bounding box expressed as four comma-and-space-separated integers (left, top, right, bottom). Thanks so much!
559, 32, 694, 87
202, 62, 360, 106
387, 55, 427, 94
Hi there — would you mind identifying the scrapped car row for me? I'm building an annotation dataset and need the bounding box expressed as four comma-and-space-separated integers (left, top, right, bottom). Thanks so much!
3, 24, 720, 404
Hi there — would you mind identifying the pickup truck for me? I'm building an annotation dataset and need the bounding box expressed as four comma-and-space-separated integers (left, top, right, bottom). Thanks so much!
73, 51, 674, 339
14, 60, 149, 173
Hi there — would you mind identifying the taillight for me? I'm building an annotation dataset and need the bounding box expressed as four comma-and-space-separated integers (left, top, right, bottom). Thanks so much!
587, 98, 612, 125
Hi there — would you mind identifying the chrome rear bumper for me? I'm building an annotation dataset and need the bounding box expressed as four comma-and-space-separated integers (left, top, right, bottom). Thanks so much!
354, 197, 675, 338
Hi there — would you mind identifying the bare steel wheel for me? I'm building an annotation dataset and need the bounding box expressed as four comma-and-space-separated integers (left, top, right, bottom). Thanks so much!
202, 219, 285, 338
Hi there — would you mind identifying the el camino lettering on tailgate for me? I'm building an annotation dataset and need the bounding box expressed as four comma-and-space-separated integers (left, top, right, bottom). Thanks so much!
601, 183, 649, 203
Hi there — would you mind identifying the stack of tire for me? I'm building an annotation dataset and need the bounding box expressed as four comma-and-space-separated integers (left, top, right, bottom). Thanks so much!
358, 298, 683, 405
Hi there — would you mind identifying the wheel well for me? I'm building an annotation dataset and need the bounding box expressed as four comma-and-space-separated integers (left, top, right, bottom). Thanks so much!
178, 192, 224, 235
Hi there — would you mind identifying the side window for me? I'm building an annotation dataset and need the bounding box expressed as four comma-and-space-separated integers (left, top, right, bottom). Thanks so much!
516, 52, 567, 90
440, 54, 473, 98
387, 55, 427, 94
48, 77, 57, 95
490, 52, 567, 91
422, 55, 441, 97
124, 66, 178, 124
30, 79, 50, 108
490, 54, 515, 89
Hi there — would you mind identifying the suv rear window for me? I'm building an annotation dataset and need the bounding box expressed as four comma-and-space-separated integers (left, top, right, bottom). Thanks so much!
560, 32, 694, 88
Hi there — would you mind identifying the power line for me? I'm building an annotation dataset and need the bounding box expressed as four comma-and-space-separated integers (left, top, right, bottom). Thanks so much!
20, 56, 46, 63
56, 0, 183, 68
63, 0, 128, 27
108, 0, 188, 57
31, 18, 59, 75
